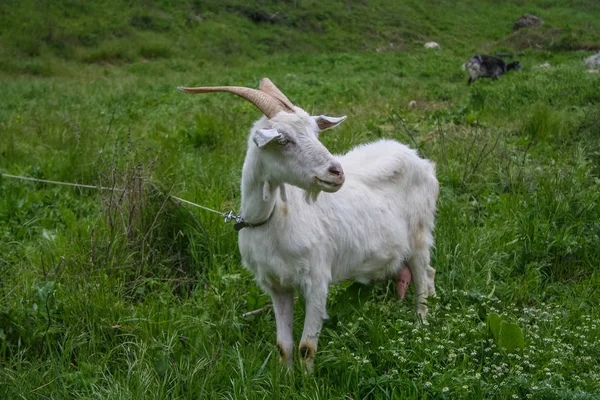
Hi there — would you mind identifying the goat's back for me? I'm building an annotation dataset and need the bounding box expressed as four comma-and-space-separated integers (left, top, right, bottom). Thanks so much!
338, 138, 438, 235
339, 139, 436, 190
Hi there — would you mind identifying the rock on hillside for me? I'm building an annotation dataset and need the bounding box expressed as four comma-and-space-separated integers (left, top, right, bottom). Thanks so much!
424, 42, 440, 49
585, 52, 600, 69
513, 14, 543, 31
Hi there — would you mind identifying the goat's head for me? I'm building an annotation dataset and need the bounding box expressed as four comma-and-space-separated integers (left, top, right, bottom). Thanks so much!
507, 61, 522, 72
178, 78, 346, 194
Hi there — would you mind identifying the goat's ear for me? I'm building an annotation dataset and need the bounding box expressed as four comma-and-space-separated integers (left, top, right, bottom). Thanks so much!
314, 115, 347, 132
252, 128, 281, 148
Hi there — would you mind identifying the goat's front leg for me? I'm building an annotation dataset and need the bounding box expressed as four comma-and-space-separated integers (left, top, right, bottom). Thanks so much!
270, 290, 294, 368
299, 281, 328, 373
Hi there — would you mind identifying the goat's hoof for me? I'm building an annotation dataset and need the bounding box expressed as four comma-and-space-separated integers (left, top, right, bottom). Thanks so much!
416, 306, 429, 325
417, 314, 429, 326
298, 343, 316, 373
302, 360, 314, 374
277, 342, 293, 367
277, 343, 285, 357
299, 346, 315, 374
300, 346, 309, 358
299, 343, 315, 359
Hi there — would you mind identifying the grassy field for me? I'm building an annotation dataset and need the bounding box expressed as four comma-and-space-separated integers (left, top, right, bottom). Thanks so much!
1, 0, 600, 398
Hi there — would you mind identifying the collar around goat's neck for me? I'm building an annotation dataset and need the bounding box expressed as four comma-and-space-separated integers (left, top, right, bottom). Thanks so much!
234, 204, 276, 232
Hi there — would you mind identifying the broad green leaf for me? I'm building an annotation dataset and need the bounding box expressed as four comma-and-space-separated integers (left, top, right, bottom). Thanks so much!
486, 313, 502, 341
498, 322, 525, 352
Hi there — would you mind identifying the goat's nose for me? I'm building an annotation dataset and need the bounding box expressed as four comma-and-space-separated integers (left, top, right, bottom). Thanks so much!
328, 164, 343, 177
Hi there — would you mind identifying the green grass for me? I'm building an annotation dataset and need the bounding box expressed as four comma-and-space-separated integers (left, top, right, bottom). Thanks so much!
1, 0, 600, 398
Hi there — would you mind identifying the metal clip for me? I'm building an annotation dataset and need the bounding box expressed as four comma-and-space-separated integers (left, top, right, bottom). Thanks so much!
223, 210, 235, 223
223, 210, 244, 225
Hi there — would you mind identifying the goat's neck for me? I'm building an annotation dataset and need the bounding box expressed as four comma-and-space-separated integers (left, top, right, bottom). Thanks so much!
240, 148, 279, 223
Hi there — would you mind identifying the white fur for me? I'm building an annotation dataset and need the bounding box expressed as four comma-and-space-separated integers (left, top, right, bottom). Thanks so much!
237, 106, 438, 372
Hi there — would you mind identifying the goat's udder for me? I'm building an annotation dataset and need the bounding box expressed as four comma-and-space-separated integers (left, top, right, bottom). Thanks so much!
396, 265, 412, 300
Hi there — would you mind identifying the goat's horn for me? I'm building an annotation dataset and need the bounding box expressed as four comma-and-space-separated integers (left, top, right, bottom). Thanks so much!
177, 85, 290, 118
259, 78, 295, 110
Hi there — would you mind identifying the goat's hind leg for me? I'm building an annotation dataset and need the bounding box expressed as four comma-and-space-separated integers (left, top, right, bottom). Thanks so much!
426, 265, 436, 297
408, 247, 431, 322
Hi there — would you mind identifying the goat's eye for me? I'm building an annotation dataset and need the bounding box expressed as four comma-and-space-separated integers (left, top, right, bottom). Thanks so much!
278, 138, 291, 146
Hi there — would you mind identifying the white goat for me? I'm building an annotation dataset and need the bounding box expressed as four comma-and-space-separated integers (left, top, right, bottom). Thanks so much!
179, 78, 439, 372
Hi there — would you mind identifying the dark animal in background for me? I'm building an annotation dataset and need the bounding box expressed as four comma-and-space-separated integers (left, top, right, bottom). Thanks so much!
462, 55, 521, 85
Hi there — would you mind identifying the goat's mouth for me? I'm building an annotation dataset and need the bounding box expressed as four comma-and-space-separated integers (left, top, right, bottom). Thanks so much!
314, 177, 343, 192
